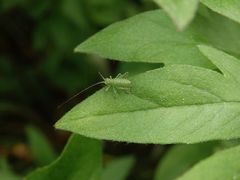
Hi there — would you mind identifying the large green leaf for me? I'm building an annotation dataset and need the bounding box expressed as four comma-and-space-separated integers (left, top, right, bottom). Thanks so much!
102, 156, 135, 180
154, 0, 199, 30
55, 45, 240, 144
75, 10, 209, 67
75, 9, 240, 68
200, 0, 240, 24
26, 134, 101, 180
179, 145, 240, 180
154, 142, 217, 180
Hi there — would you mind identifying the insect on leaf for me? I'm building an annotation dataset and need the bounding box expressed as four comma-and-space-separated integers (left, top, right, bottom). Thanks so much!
55, 45, 240, 144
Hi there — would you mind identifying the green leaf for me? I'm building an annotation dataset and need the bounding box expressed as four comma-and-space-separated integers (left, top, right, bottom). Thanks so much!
75, 10, 240, 68
200, 0, 240, 24
26, 126, 57, 166
154, 0, 199, 30
26, 134, 102, 180
0, 158, 20, 180
102, 156, 135, 180
193, 5, 240, 56
178, 145, 240, 180
55, 45, 240, 144
154, 142, 217, 180
118, 62, 162, 76
75, 10, 210, 68
0, 172, 20, 180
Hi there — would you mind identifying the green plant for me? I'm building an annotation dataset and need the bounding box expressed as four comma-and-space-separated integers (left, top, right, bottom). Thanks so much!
13, 0, 240, 179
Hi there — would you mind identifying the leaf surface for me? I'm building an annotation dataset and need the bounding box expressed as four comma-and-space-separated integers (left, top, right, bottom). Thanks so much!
154, 142, 217, 180
154, 0, 199, 30
56, 46, 240, 144
26, 126, 57, 166
75, 10, 240, 68
26, 134, 101, 180
200, 0, 240, 24
178, 145, 240, 180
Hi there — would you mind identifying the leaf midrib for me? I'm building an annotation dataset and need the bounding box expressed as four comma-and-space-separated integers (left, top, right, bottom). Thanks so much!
60, 101, 240, 123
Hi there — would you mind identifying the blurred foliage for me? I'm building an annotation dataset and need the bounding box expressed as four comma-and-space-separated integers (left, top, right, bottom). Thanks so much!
25, 134, 102, 180
25, 126, 57, 167
0, 158, 20, 180
102, 156, 135, 180
154, 143, 218, 180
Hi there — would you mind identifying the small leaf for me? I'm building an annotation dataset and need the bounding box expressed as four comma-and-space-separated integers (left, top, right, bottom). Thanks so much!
178, 145, 240, 180
26, 126, 57, 166
26, 134, 102, 180
56, 46, 240, 144
102, 156, 135, 180
154, 0, 199, 30
154, 142, 217, 180
200, 0, 240, 24
76, 10, 240, 68
0, 158, 20, 180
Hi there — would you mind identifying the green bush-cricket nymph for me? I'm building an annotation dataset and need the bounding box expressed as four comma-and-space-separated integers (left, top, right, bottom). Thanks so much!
58, 72, 131, 108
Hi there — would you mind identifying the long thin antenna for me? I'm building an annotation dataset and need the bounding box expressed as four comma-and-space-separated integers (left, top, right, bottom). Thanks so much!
98, 72, 105, 80
57, 81, 104, 109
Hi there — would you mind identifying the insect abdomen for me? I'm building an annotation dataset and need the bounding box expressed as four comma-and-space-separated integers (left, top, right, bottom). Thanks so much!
105, 78, 131, 88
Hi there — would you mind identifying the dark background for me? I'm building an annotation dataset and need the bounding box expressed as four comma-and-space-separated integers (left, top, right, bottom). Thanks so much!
0, 0, 166, 179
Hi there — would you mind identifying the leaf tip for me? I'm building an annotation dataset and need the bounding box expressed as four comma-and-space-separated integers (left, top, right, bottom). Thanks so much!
74, 45, 81, 53
197, 44, 222, 68
175, 22, 188, 32
154, 0, 199, 31
54, 120, 64, 130
74, 38, 91, 53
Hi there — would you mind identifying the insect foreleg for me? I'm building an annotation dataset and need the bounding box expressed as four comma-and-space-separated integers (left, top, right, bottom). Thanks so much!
116, 73, 122, 78
98, 72, 105, 80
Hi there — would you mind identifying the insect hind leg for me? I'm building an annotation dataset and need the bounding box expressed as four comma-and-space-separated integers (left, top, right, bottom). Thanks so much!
116, 73, 122, 78
120, 72, 128, 78
118, 87, 131, 94
115, 72, 128, 78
